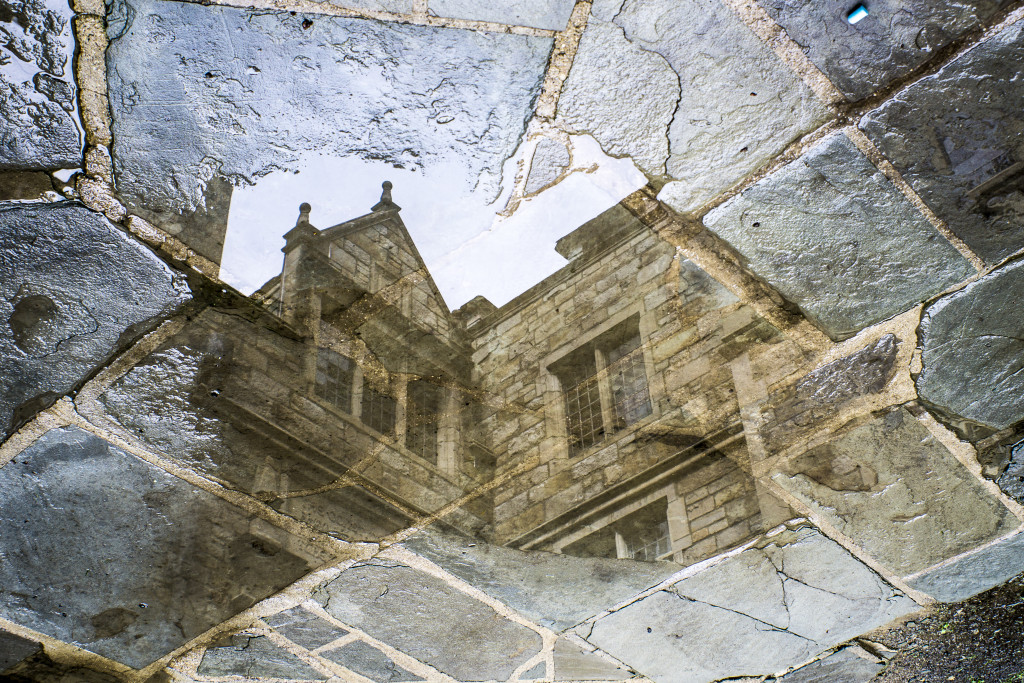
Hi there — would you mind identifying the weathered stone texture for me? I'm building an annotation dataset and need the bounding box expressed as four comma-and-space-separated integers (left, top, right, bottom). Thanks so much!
106, 0, 551, 247
997, 440, 1024, 504
402, 529, 681, 631
908, 528, 1024, 603
560, 0, 829, 212
265, 606, 346, 650
198, 634, 326, 679
584, 528, 915, 682
0, 0, 81, 169
321, 641, 423, 682
761, 335, 899, 451
0, 201, 188, 435
0, 631, 41, 671
703, 133, 974, 340
860, 19, 1024, 263
758, 0, 1010, 101
917, 258, 1024, 431
524, 137, 570, 195
774, 408, 1019, 576
429, 0, 575, 31
0, 427, 321, 668
553, 638, 634, 680
314, 560, 543, 681
776, 645, 884, 682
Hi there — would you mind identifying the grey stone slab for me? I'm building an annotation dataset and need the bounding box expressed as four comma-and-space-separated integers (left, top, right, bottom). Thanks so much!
860, 19, 1024, 263
401, 529, 681, 631
265, 606, 346, 650
106, 0, 551, 256
552, 638, 633, 680
0, 201, 188, 435
774, 408, 1019, 576
703, 133, 974, 340
908, 529, 1024, 603
776, 645, 882, 683
0, 0, 81, 170
997, 440, 1024, 504
0, 631, 41, 671
585, 527, 915, 682
524, 138, 570, 195
917, 258, 1024, 431
430, 0, 575, 31
198, 634, 326, 680
330, 0, 414, 12
757, 0, 1009, 102
313, 560, 543, 681
322, 641, 423, 682
761, 335, 900, 451
0, 427, 322, 668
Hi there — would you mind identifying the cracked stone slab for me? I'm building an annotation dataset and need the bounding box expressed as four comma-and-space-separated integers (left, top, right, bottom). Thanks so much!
774, 408, 1019, 577
703, 133, 974, 340
907, 528, 1024, 603
313, 560, 543, 681
429, 0, 575, 31
916, 257, 1024, 431
860, 19, 1024, 263
0, 427, 323, 669
106, 0, 551, 261
0, 0, 81, 170
775, 645, 883, 682
553, 638, 634, 680
265, 606, 346, 650
198, 634, 326, 679
524, 137, 570, 195
584, 527, 915, 682
757, 0, 1011, 102
0, 201, 188, 436
401, 529, 682, 631
321, 640, 423, 682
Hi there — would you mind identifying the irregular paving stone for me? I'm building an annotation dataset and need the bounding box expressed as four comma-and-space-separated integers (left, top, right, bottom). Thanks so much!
917, 258, 1024, 430
0, 201, 188, 435
761, 335, 900, 451
314, 560, 543, 681
265, 606, 346, 650
552, 638, 633, 680
0, 631, 41, 671
524, 138, 570, 195
430, 0, 575, 30
584, 527, 915, 682
908, 529, 1024, 603
321, 640, 423, 682
860, 19, 1024, 263
758, 0, 1011, 102
997, 439, 1024, 503
106, 0, 551, 258
557, 17, 677, 177
775, 645, 883, 682
774, 408, 1019, 576
703, 133, 973, 340
0, 0, 81, 169
401, 529, 681, 631
0, 427, 322, 668
198, 634, 326, 680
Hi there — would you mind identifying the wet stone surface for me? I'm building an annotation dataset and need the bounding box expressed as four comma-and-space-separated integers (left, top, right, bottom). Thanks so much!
908, 529, 1024, 604
402, 529, 682, 631
198, 634, 326, 680
0, 201, 188, 436
314, 559, 544, 681
917, 257, 1024, 431
761, 334, 900, 452
321, 641, 423, 682
582, 527, 916, 682
703, 133, 974, 340
0, 630, 41, 670
552, 638, 634, 680
773, 645, 885, 682
560, 0, 828, 213
758, 0, 1010, 102
429, 0, 575, 31
775, 408, 1018, 577
0, 427, 323, 668
524, 137, 570, 195
265, 606, 346, 650
0, 0, 80, 170
860, 19, 1024, 264
106, 0, 552, 261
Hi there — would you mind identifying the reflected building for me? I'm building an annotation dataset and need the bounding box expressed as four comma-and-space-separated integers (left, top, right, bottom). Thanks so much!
233, 181, 799, 564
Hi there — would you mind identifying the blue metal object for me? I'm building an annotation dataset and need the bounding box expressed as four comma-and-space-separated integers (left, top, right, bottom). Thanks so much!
847, 4, 869, 24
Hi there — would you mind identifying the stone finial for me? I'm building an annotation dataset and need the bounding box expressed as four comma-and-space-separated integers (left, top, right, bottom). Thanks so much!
297, 202, 312, 225
282, 201, 319, 253
372, 180, 401, 212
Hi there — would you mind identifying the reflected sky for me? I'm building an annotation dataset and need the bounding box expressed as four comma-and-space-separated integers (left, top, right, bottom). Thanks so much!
220, 135, 646, 309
